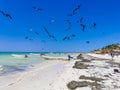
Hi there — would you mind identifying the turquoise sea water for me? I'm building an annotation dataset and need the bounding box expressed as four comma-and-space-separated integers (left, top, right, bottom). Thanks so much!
0, 52, 71, 76
0, 52, 51, 75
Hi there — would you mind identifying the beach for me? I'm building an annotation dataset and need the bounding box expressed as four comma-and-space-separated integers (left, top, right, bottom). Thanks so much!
0, 53, 120, 90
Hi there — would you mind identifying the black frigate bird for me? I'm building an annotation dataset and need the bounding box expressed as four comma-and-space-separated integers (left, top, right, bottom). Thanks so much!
33, 6, 43, 11
0, 11, 12, 19
80, 24, 86, 31
43, 26, 57, 41
68, 5, 81, 16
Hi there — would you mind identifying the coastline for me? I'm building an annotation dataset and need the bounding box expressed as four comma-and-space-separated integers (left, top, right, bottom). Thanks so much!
1, 53, 120, 90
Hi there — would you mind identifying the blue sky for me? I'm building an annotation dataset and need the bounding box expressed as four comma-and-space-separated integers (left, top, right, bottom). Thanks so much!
0, 0, 120, 52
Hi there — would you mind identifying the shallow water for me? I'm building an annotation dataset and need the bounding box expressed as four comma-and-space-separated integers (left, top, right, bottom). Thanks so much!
0, 52, 45, 75
0, 52, 75, 75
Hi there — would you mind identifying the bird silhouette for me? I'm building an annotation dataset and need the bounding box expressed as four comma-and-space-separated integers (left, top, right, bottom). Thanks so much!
77, 17, 83, 23
93, 22, 96, 27
33, 6, 42, 11
90, 22, 97, 29
71, 35, 76, 37
35, 32, 39, 35
62, 35, 76, 41
68, 5, 81, 16
62, 36, 70, 41
86, 41, 90, 44
73, 5, 80, 15
25, 36, 29, 39
0, 11, 12, 19
43, 26, 57, 41
80, 24, 86, 31
62, 37, 68, 41
80, 17, 84, 23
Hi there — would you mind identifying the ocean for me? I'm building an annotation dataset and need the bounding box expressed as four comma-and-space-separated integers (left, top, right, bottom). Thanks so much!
0, 52, 44, 75
0, 52, 74, 76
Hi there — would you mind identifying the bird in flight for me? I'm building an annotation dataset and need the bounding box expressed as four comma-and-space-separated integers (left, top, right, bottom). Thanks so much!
0, 11, 12, 19
33, 6, 43, 11
62, 36, 70, 41
80, 24, 86, 31
35, 32, 39, 35
77, 17, 84, 23
25, 36, 33, 41
68, 5, 81, 16
90, 22, 97, 29
25, 36, 29, 39
62, 35, 76, 41
43, 26, 57, 41
86, 41, 90, 44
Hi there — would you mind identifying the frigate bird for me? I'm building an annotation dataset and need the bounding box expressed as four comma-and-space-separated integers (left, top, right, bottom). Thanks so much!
90, 22, 97, 29
35, 32, 39, 35
86, 41, 90, 44
62, 34, 76, 41
80, 17, 84, 23
43, 26, 57, 41
73, 5, 80, 15
68, 5, 81, 16
93, 22, 96, 27
33, 6, 42, 11
43, 26, 51, 37
81, 24, 86, 31
25, 36, 29, 39
29, 38, 33, 41
71, 35, 76, 37
62, 36, 70, 41
0, 11, 12, 19
77, 17, 83, 24
63, 37, 68, 41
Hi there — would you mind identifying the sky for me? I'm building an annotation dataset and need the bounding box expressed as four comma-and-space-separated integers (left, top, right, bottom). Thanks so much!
0, 0, 120, 52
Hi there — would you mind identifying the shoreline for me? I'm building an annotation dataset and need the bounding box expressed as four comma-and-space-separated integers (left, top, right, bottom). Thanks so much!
1, 53, 120, 90
0, 60, 69, 90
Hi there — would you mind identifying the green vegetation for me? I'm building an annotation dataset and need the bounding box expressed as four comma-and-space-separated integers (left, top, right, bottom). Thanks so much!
92, 44, 120, 53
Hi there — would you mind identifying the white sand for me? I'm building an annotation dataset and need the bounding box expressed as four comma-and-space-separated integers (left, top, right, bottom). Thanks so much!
0, 60, 69, 90
1, 53, 120, 90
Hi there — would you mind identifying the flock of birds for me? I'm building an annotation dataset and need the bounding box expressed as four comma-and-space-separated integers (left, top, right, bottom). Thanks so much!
0, 4, 98, 46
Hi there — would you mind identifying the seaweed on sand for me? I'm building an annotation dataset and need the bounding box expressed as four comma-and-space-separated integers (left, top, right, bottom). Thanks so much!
67, 80, 102, 90
79, 75, 105, 82
73, 61, 92, 69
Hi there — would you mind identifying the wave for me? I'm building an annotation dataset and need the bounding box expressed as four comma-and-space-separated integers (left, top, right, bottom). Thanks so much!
11, 54, 25, 58
0, 65, 3, 71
